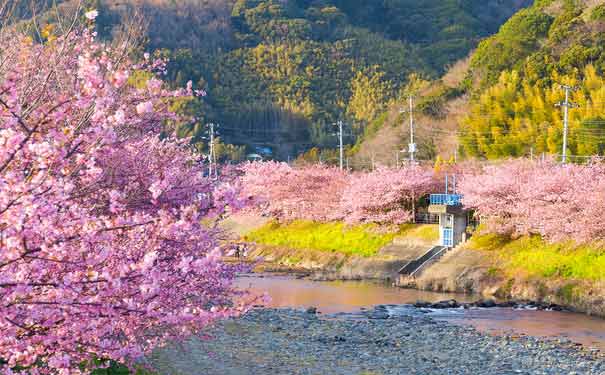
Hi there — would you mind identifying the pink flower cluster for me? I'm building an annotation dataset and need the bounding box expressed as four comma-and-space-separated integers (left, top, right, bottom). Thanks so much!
240, 162, 437, 224
341, 166, 438, 224
240, 161, 349, 222
459, 158, 605, 243
0, 27, 246, 374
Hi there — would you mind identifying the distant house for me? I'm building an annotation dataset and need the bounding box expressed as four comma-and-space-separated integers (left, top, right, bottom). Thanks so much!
246, 153, 264, 162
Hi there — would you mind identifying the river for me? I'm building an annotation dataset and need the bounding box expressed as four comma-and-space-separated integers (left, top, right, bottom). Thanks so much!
237, 274, 605, 351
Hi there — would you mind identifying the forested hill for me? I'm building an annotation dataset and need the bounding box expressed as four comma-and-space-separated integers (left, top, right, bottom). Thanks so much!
82, 0, 528, 160
461, 0, 605, 160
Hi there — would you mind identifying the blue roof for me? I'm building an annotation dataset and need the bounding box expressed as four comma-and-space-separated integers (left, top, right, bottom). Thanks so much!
430, 194, 463, 206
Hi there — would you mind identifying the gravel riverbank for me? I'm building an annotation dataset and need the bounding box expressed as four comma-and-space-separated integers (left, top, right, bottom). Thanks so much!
150, 307, 605, 375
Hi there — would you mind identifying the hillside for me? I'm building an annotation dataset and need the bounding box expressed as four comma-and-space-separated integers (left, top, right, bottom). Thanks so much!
461, 0, 605, 160
84, 0, 529, 160
12, 0, 548, 161
355, 0, 605, 164
349, 58, 471, 168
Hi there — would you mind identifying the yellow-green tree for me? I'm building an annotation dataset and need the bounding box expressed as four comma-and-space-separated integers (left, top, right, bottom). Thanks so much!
461, 65, 605, 160
347, 67, 392, 125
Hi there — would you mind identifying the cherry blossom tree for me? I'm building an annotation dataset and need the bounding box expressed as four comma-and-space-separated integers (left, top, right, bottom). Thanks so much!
459, 158, 605, 243
340, 165, 437, 224
240, 162, 438, 225
240, 161, 348, 222
0, 15, 247, 375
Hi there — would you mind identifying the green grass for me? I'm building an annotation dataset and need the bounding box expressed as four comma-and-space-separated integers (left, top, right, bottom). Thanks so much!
399, 224, 440, 242
244, 220, 437, 257
468, 233, 605, 281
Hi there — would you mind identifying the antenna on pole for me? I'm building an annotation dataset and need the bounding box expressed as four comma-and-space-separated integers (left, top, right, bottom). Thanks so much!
452, 174, 457, 194
555, 84, 579, 164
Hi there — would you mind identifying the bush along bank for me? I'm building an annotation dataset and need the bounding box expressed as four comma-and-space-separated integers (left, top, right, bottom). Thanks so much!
471, 233, 605, 316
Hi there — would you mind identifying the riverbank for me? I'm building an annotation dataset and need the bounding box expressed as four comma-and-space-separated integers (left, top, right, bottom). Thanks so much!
229, 217, 439, 281
401, 233, 605, 317
226, 215, 605, 318
150, 307, 605, 374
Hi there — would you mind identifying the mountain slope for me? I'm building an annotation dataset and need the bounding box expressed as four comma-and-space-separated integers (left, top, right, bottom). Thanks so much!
12, 0, 531, 160
89, 0, 529, 159
461, 0, 605, 160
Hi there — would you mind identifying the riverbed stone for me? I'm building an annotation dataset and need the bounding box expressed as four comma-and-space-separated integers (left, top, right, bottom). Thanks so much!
149, 307, 605, 375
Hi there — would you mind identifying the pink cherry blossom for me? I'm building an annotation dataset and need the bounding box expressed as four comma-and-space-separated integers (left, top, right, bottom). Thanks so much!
240, 162, 349, 222
112, 70, 129, 88
459, 158, 605, 243
136, 100, 154, 114
84, 10, 98, 20
341, 165, 438, 224
0, 24, 249, 374
240, 162, 438, 224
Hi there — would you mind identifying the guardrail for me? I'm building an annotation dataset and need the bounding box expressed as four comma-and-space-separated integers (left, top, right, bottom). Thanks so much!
399, 246, 447, 276
429, 194, 463, 206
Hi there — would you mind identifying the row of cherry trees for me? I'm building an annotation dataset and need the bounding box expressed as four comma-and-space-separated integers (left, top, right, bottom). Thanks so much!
242, 158, 605, 245
0, 12, 248, 375
240, 162, 439, 224
459, 158, 605, 244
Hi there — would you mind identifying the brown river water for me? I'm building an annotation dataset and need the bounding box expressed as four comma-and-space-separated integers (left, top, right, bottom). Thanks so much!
236, 274, 605, 351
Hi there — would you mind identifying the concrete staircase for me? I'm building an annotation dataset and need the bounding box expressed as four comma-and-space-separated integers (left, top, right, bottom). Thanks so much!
398, 245, 452, 278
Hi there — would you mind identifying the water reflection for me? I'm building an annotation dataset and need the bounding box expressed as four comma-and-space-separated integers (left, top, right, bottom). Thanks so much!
237, 274, 605, 351
236, 274, 470, 314
442, 308, 605, 350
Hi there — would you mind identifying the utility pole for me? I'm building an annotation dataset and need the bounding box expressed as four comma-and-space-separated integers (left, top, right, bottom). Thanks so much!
400, 96, 417, 162
408, 96, 416, 162
556, 84, 578, 163
207, 123, 218, 179
332, 120, 348, 170
336, 120, 344, 170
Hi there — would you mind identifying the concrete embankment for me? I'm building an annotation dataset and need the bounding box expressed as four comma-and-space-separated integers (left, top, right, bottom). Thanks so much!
398, 243, 605, 318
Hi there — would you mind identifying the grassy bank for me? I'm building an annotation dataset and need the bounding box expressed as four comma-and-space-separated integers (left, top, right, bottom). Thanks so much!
468, 233, 605, 282
243, 220, 438, 257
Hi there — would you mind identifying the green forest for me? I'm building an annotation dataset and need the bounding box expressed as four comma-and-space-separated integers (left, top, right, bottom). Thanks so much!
23, 0, 605, 162
86, 0, 529, 160
462, 0, 605, 159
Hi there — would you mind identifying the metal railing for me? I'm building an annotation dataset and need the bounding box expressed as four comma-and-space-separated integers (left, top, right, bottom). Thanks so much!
430, 194, 463, 206
414, 213, 440, 224
399, 246, 447, 276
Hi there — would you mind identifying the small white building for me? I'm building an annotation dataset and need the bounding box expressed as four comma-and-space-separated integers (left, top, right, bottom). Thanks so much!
428, 193, 467, 248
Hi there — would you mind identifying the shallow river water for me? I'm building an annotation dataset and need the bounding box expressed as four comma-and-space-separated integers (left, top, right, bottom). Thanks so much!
236, 274, 605, 351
